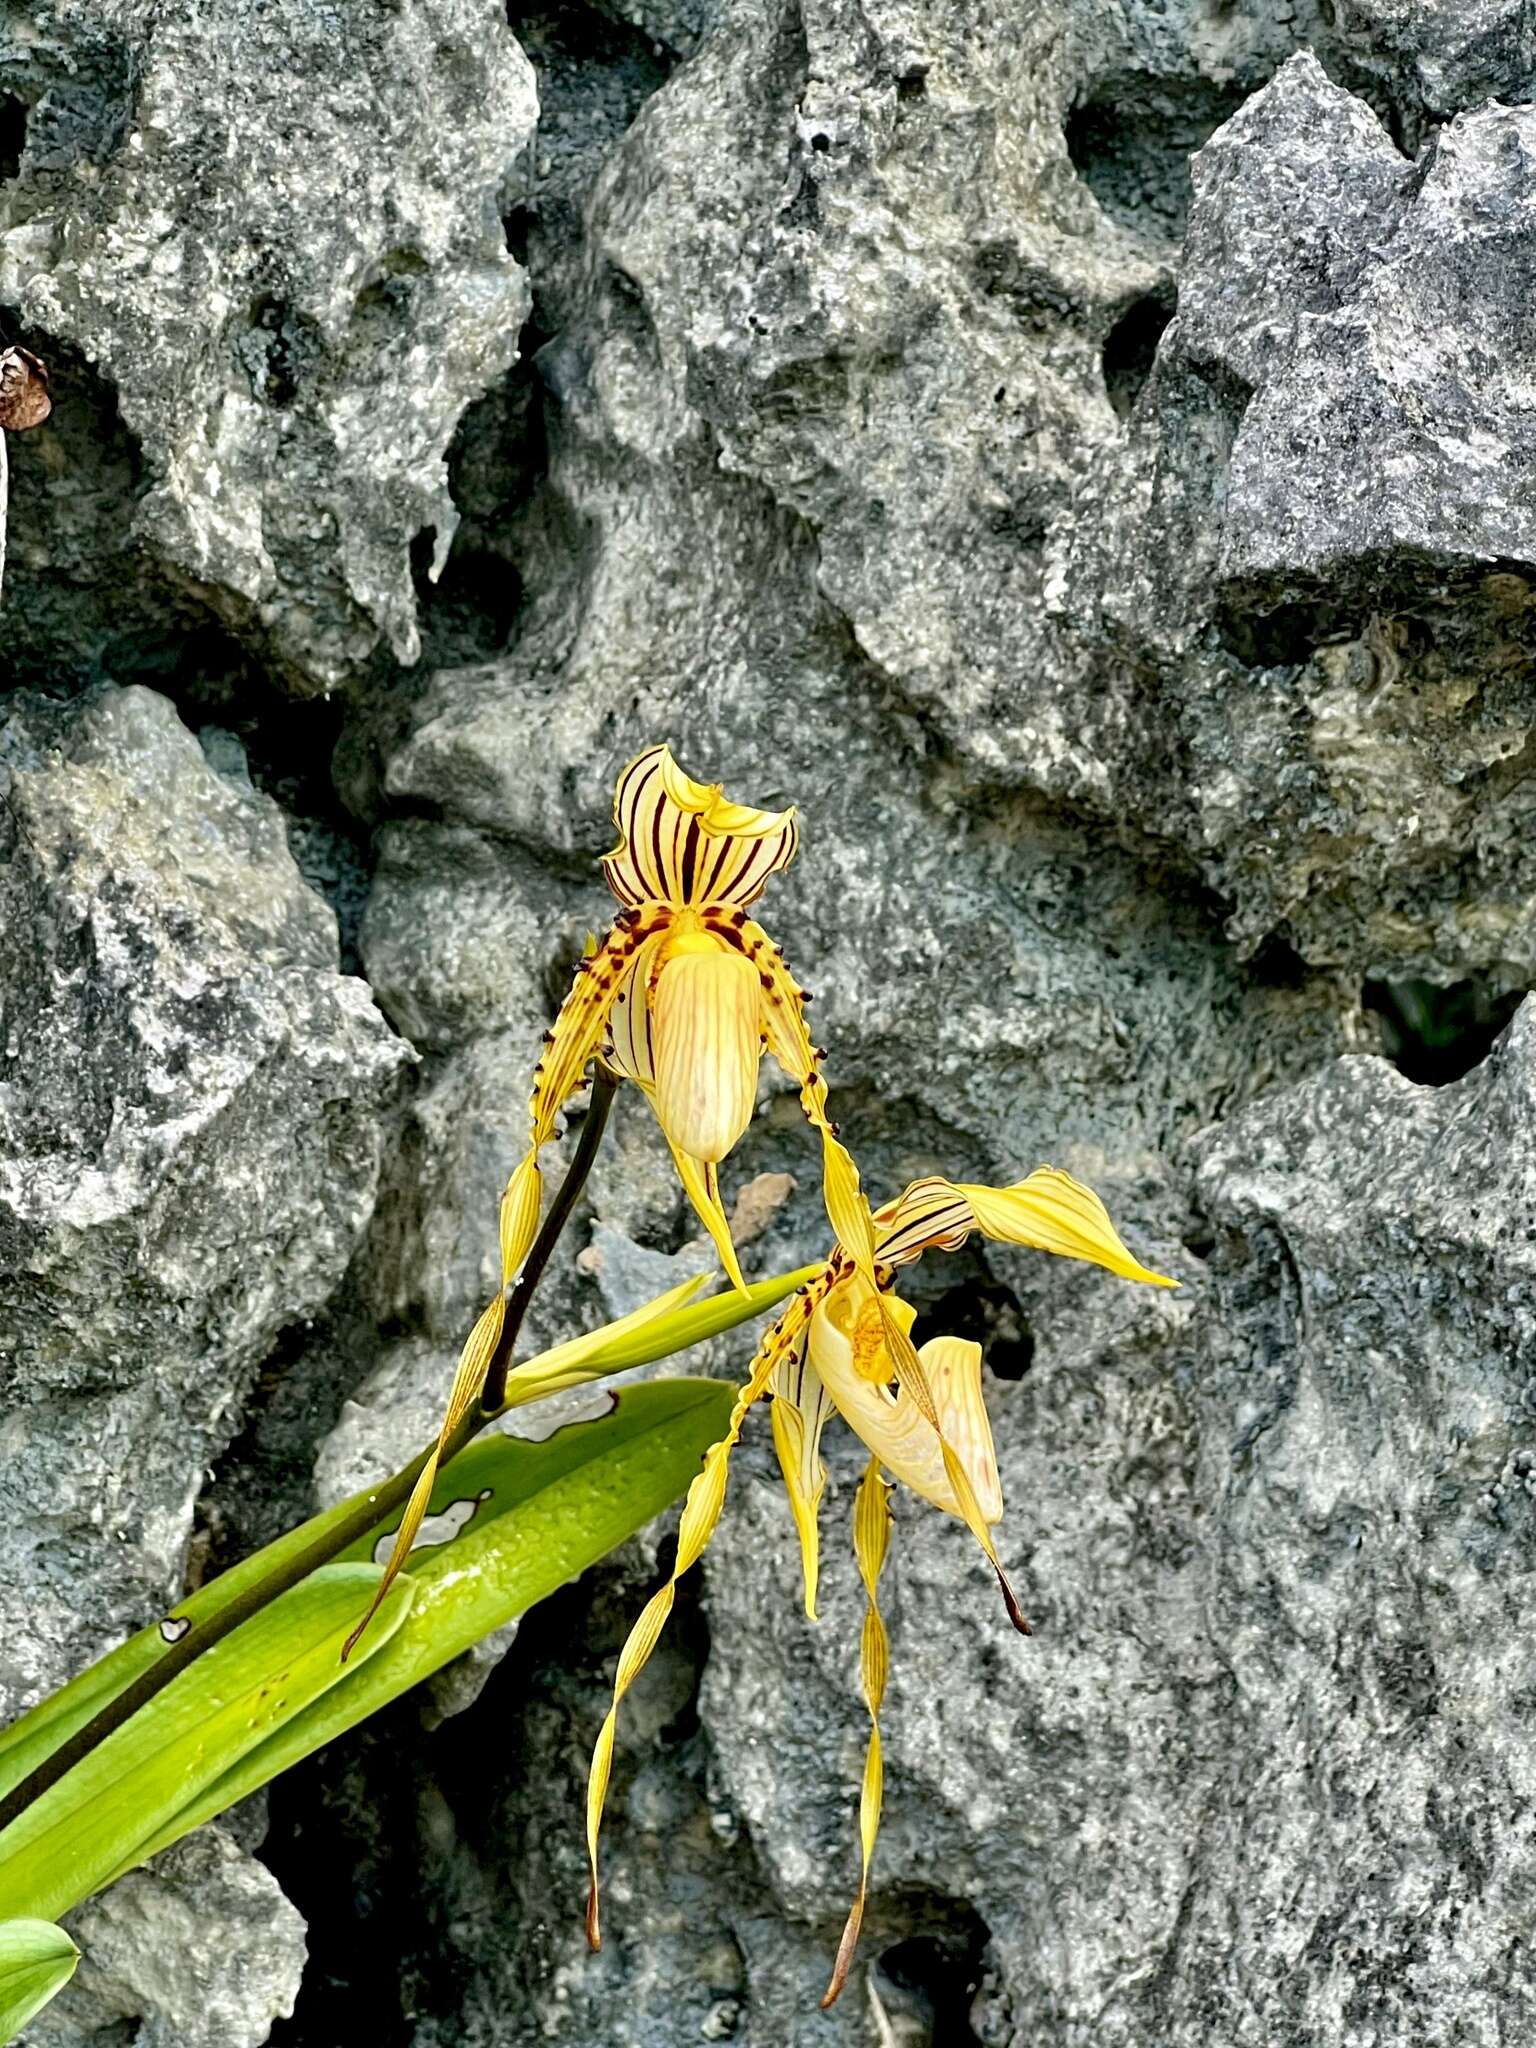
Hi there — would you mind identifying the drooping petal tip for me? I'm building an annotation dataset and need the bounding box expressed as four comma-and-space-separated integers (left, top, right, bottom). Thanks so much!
822, 1458, 893, 2006
963, 1171, 1179, 1289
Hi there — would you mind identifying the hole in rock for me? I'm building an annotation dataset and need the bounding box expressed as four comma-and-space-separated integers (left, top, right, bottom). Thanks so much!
0, 325, 205, 692
872, 1918, 989, 2047
267, 1555, 721, 2042
122, 623, 375, 968
1245, 934, 1310, 991
263, 1699, 427, 2046
501, 204, 531, 262
1214, 596, 1359, 671
910, 1279, 1034, 1381
1103, 287, 1175, 420
410, 524, 522, 663
244, 295, 324, 410
0, 95, 27, 184
896, 66, 929, 103
410, 300, 552, 669
1364, 977, 1526, 1086
508, 0, 679, 272
1065, 77, 1248, 240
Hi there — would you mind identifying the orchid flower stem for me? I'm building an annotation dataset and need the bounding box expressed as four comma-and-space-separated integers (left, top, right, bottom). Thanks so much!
0, 1075, 620, 1841
481, 1069, 618, 1411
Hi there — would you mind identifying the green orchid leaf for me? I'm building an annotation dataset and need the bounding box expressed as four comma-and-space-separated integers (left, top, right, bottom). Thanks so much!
0, 1919, 77, 2044
132, 1378, 734, 1866
0, 1260, 810, 1802
0, 1491, 369, 1799
0, 1565, 413, 1925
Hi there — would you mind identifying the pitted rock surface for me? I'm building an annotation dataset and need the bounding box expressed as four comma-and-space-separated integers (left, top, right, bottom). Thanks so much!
21, 1828, 307, 2048
2, 0, 1536, 2045
0, 683, 407, 1713
0, 0, 534, 690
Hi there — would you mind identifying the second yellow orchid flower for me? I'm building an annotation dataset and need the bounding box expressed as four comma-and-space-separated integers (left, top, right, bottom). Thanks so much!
583, 1163, 1175, 2002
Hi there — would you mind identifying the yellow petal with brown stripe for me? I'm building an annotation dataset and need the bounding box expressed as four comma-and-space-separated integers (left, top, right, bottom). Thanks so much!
603, 744, 798, 909
651, 941, 762, 1162
822, 1457, 894, 2008
586, 1308, 793, 1947
960, 1170, 1176, 1287
769, 1311, 833, 1619
874, 1169, 1175, 1289
923, 1335, 1003, 1523
808, 1280, 1002, 1526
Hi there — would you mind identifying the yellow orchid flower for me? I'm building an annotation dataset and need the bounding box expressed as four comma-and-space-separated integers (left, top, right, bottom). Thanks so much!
363, 743, 848, 1636
597, 743, 809, 1288
583, 1164, 1176, 2003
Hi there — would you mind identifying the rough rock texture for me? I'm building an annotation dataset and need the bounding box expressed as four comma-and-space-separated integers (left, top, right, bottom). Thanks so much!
1090, 57, 1536, 984
23, 1827, 307, 2048
0, 0, 535, 690
2, 0, 1536, 2044
0, 682, 408, 1714
701, 1004, 1536, 2048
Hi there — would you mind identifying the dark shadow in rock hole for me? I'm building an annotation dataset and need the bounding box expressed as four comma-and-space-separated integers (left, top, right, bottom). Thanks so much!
241, 294, 325, 410
1245, 933, 1311, 992
262, 1695, 425, 2048
509, 0, 678, 233
0, 95, 27, 185
501, 203, 531, 264
263, 1557, 719, 2045
1104, 286, 1175, 421
408, 293, 550, 667
873, 1912, 990, 2047
910, 1278, 1035, 1381
410, 522, 524, 664
0, 324, 198, 695
1364, 977, 1527, 1086
1065, 77, 1248, 241
1213, 596, 1360, 671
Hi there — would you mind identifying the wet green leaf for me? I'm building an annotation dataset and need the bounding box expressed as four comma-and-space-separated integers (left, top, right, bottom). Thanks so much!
0, 1489, 368, 1804
134, 1378, 735, 1863
0, 1380, 735, 1922
0, 1258, 810, 1802
0, 1565, 413, 1924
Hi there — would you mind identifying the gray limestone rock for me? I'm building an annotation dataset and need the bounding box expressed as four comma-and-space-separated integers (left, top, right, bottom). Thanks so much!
0, 682, 408, 1715
688, 1014, 1536, 2045
1170, 1003, 1536, 2043
1217, 94, 1536, 595
0, 0, 535, 691
1077, 54, 1536, 986
287, 1, 1536, 2037
22, 1827, 306, 2048
5, 0, 1536, 2042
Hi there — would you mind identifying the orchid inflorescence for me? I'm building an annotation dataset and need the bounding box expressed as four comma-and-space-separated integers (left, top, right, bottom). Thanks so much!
378, 744, 1175, 2005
